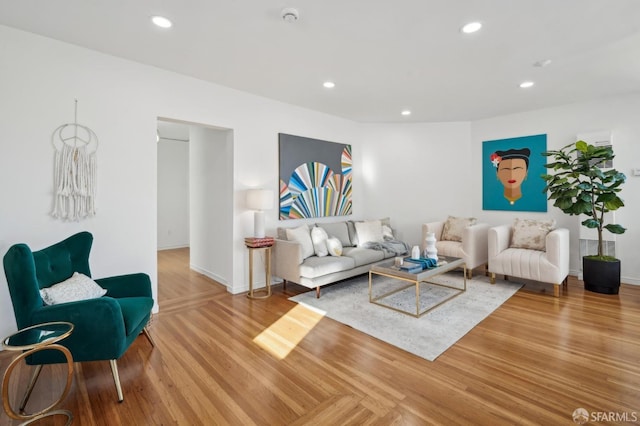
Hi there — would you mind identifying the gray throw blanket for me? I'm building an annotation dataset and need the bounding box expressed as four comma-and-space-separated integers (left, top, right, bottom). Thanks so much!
362, 238, 410, 256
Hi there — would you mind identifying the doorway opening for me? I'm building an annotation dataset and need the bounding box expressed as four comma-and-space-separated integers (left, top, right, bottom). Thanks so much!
156, 118, 234, 295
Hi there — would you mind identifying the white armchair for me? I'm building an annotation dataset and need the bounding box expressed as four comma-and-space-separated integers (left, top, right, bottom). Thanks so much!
488, 224, 570, 297
422, 220, 490, 279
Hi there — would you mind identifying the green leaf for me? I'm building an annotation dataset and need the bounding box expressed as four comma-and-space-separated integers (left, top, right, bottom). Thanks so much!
577, 182, 592, 190
554, 198, 575, 211
604, 224, 626, 234
571, 200, 592, 215
579, 192, 592, 202
575, 141, 588, 152
597, 193, 616, 203
604, 197, 624, 211
582, 219, 600, 229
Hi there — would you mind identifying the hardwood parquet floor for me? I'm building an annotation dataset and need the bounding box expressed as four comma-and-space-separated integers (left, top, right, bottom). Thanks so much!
1, 247, 639, 425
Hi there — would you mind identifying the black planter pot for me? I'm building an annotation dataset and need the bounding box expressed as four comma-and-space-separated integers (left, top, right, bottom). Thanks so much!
583, 256, 621, 294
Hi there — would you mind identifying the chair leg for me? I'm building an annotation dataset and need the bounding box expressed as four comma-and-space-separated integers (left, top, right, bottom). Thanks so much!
316, 286, 320, 298
283, 279, 287, 291
110, 359, 124, 402
19, 364, 43, 412
142, 326, 156, 348
467, 268, 473, 279
490, 273, 496, 284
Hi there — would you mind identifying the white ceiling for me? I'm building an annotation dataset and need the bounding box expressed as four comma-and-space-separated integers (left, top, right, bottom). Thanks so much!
2, 0, 640, 123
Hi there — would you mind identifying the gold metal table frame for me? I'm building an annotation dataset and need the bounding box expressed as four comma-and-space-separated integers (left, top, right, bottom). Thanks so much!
369, 257, 467, 318
2, 321, 74, 426
246, 245, 272, 299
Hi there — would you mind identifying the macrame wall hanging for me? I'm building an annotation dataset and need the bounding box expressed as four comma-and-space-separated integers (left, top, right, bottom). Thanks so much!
51, 100, 98, 221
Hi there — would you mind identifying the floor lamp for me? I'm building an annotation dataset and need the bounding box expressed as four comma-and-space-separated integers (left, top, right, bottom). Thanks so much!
246, 189, 274, 238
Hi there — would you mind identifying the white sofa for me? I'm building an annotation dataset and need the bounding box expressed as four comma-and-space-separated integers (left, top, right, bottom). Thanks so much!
422, 218, 490, 278
273, 219, 407, 297
488, 221, 570, 297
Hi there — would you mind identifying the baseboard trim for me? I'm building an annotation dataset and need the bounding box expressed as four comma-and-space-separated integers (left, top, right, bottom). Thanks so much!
189, 264, 228, 288
157, 244, 190, 251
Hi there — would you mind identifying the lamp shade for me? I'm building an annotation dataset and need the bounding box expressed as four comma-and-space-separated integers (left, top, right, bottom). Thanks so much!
246, 189, 274, 211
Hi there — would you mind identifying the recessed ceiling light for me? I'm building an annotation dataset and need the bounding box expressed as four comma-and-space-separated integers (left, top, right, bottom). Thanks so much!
519, 81, 535, 88
152, 16, 172, 29
401, 110, 411, 116
461, 22, 482, 34
323, 81, 335, 89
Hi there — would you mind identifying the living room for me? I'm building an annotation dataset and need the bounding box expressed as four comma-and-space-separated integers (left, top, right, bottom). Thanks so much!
1, 2, 640, 424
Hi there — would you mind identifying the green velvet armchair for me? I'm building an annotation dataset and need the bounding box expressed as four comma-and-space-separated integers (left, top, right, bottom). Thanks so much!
2, 231, 155, 403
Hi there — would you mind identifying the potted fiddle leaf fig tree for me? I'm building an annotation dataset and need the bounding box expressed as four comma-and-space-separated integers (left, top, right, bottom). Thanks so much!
542, 140, 626, 294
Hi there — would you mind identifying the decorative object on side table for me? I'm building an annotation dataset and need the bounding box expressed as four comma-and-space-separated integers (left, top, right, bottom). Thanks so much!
244, 237, 275, 248
542, 140, 626, 294
2, 322, 74, 425
246, 188, 274, 238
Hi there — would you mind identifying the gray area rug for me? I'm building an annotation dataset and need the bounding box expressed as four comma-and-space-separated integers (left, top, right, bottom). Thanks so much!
289, 272, 522, 361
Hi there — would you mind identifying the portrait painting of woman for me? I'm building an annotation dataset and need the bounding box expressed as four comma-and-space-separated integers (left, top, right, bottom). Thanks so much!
482, 135, 547, 212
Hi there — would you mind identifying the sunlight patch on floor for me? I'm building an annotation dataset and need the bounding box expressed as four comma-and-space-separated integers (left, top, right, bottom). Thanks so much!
253, 303, 325, 359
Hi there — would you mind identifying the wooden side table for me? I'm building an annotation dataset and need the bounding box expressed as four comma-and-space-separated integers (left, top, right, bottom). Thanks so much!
246, 245, 272, 299
2, 321, 74, 425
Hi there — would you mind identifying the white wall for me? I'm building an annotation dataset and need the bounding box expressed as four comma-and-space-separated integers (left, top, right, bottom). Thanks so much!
0, 25, 362, 339
157, 139, 190, 249
471, 94, 640, 284
189, 126, 233, 286
358, 122, 472, 247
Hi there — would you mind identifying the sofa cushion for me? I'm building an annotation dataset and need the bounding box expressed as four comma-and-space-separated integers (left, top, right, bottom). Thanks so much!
299, 256, 355, 279
510, 218, 556, 251
346, 221, 358, 246
355, 220, 384, 247
382, 225, 394, 240
286, 225, 314, 259
441, 216, 477, 242
317, 222, 352, 247
311, 226, 329, 257
276, 227, 288, 240
342, 247, 385, 267
435, 240, 465, 259
326, 237, 343, 256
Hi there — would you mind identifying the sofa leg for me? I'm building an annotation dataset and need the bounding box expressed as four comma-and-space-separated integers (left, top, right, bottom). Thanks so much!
316, 287, 320, 298
490, 273, 496, 284
554, 284, 560, 298
467, 268, 473, 279
283, 279, 287, 291
110, 359, 124, 402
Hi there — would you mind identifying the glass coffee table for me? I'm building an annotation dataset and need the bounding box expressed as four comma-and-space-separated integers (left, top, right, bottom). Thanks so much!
2, 321, 74, 425
369, 256, 466, 318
